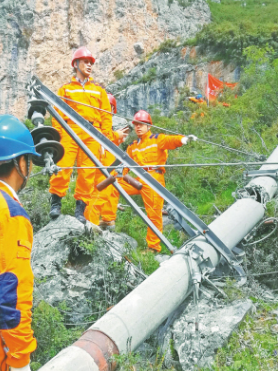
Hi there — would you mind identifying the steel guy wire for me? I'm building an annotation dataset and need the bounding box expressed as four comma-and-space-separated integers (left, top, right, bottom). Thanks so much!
29, 161, 278, 176
59, 96, 262, 160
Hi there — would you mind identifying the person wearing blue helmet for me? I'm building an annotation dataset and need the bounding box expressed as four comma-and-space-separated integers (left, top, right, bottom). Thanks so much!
0, 115, 40, 371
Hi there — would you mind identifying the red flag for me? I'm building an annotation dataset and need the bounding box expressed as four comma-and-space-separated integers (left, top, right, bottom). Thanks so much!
206, 73, 237, 101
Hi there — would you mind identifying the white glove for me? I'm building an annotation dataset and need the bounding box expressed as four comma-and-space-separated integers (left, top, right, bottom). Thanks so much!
181, 135, 198, 145
188, 134, 198, 142
10, 365, 31, 371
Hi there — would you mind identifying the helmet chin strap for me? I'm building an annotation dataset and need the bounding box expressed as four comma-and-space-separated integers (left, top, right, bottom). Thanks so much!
13, 155, 31, 192
76, 60, 87, 80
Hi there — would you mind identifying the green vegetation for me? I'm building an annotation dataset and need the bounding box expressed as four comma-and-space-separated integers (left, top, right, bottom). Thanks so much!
22, 10, 278, 367
31, 301, 82, 370
133, 67, 157, 85
114, 69, 126, 80
196, 0, 278, 61
112, 350, 174, 370
115, 45, 278, 276
157, 39, 178, 53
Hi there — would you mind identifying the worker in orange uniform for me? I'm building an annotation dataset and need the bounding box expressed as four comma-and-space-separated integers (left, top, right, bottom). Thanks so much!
84, 93, 128, 226
49, 46, 127, 224
103, 110, 197, 252
0, 115, 40, 371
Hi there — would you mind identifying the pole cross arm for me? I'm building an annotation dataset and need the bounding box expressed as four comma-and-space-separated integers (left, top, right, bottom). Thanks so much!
27, 75, 240, 267
243, 169, 278, 180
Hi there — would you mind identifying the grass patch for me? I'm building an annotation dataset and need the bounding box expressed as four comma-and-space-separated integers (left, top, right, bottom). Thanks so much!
196, 0, 278, 61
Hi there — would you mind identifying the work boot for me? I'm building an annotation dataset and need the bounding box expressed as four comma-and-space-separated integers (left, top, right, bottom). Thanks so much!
49, 194, 62, 219
75, 200, 87, 224
99, 219, 116, 230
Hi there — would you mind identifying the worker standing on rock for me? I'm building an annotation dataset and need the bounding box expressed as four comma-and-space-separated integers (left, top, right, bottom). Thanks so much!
0, 115, 40, 371
49, 46, 127, 224
85, 93, 128, 227
102, 110, 197, 253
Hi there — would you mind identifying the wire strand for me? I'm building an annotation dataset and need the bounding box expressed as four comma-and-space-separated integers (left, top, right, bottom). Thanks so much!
53, 161, 278, 170
59, 96, 262, 159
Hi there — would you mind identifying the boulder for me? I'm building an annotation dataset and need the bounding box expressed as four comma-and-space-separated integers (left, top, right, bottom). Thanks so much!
32, 215, 145, 324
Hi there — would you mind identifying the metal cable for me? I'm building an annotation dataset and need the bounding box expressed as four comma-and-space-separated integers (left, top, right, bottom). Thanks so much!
29, 161, 278, 177
242, 218, 278, 246
60, 97, 262, 159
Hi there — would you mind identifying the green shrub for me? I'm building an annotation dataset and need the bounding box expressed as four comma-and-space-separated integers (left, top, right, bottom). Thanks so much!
31, 301, 82, 369
114, 69, 125, 80
196, 0, 278, 61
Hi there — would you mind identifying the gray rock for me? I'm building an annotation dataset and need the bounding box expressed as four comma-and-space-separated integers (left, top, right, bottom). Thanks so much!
112, 115, 130, 131
154, 254, 170, 264
163, 297, 253, 370
108, 47, 239, 117
32, 215, 145, 323
134, 42, 145, 55
0, 0, 211, 117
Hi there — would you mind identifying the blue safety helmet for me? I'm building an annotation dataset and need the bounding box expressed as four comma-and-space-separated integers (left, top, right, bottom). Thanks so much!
196, 94, 203, 99
0, 114, 40, 163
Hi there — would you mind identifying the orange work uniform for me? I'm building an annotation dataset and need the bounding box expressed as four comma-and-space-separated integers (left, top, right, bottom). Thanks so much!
108, 131, 184, 252
0, 182, 37, 370
84, 116, 126, 224
49, 76, 120, 205
84, 150, 116, 224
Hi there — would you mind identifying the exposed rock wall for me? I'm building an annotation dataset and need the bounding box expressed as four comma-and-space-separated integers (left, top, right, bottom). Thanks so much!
108, 46, 240, 117
0, 0, 211, 118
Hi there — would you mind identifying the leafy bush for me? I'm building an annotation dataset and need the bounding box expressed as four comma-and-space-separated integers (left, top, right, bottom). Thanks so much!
133, 67, 157, 85
196, 0, 278, 61
31, 301, 82, 369
157, 39, 178, 53
114, 69, 125, 80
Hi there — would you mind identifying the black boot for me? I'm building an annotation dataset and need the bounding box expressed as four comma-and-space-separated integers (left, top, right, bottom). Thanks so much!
49, 194, 62, 219
75, 200, 87, 224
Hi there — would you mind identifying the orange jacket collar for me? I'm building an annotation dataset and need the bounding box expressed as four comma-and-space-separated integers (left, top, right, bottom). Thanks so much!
71, 76, 94, 85
138, 130, 152, 142
0, 181, 18, 201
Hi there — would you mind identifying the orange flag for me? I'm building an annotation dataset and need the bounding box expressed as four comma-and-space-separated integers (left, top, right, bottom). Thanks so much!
206, 73, 237, 101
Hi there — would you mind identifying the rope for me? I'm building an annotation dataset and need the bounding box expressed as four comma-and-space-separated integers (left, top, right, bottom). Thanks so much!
60, 97, 262, 159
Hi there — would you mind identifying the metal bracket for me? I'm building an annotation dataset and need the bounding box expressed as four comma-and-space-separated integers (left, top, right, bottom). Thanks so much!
166, 206, 197, 238
243, 169, 278, 180
190, 244, 215, 275
187, 249, 202, 309
188, 243, 246, 287
202, 274, 228, 298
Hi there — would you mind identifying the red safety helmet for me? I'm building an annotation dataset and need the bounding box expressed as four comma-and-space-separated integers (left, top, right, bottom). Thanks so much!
132, 110, 152, 125
108, 93, 117, 113
71, 46, 95, 67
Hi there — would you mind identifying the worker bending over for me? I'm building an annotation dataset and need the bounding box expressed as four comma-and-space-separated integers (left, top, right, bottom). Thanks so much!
49, 46, 127, 223
85, 93, 128, 226
0, 115, 40, 371
103, 110, 197, 252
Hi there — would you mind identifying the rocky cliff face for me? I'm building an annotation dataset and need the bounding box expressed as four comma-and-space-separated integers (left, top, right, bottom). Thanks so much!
0, 0, 210, 118
108, 46, 240, 117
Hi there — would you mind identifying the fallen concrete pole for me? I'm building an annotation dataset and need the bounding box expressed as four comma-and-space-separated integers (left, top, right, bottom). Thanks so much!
39, 147, 278, 371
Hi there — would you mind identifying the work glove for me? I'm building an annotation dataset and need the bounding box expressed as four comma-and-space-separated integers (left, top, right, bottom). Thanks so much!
181, 135, 198, 145
10, 365, 31, 371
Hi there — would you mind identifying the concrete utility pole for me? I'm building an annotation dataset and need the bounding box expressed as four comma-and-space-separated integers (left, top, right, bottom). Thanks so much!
39, 148, 278, 371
